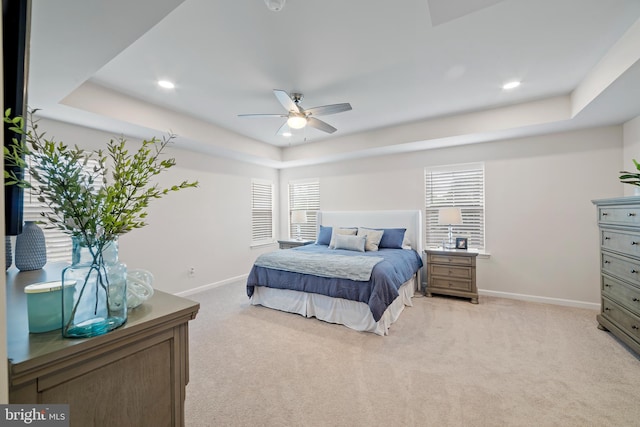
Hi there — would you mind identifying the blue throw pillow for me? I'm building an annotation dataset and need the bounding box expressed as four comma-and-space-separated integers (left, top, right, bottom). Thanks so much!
378, 228, 406, 249
316, 225, 332, 245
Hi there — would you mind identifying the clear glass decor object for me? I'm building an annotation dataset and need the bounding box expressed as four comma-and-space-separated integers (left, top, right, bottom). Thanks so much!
62, 236, 127, 338
127, 269, 154, 309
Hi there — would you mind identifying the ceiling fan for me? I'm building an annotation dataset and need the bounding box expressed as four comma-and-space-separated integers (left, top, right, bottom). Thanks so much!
238, 89, 352, 135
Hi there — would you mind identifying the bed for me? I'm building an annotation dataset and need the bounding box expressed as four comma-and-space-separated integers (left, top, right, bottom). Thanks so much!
246, 210, 424, 335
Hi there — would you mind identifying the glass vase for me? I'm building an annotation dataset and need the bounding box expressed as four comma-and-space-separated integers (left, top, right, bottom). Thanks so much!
62, 236, 127, 338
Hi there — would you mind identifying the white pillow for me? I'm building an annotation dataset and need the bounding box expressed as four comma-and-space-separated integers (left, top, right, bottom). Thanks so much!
328, 227, 357, 249
357, 227, 384, 251
333, 234, 366, 252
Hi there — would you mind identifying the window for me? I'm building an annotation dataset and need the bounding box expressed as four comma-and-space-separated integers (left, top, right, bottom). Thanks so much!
251, 179, 274, 245
22, 157, 102, 262
425, 163, 485, 250
288, 179, 320, 240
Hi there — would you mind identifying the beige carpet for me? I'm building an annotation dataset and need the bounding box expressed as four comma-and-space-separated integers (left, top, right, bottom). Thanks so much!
184, 282, 640, 427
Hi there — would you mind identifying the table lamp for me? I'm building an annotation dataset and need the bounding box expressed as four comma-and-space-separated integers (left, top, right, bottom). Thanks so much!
438, 207, 462, 249
291, 210, 307, 241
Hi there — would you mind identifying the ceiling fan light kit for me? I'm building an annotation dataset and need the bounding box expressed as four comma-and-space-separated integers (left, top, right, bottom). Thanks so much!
239, 89, 352, 136
287, 115, 307, 129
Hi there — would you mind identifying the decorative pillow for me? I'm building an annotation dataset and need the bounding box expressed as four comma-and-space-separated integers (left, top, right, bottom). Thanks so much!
375, 228, 407, 249
401, 235, 412, 250
333, 234, 366, 252
357, 227, 384, 251
316, 225, 333, 245
329, 227, 358, 249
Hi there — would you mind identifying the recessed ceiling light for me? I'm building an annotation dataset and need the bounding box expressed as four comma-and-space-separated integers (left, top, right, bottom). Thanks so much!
282, 131, 292, 137
157, 80, 175, 89
502, 81, 521, 90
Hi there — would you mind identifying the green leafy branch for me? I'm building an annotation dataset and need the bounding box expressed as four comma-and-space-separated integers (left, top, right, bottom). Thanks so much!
620, 159, 640, 187
3, 108, 198, 247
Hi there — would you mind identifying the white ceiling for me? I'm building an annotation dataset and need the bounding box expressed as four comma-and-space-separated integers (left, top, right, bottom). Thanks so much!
27, 0, 640, 168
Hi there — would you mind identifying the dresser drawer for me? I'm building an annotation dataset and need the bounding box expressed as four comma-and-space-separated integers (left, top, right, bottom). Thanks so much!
430, 264, 472, 280
602, 297, 640, 341
429, 254, 473, 266
601, 230, 640, 258
602, 275, 640, 315
599, 206, 640, 226
430, 277, 472, 292
602, 253, 640, 286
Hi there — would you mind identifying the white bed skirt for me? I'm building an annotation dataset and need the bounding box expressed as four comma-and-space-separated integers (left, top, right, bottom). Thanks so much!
249, 275, 416, 336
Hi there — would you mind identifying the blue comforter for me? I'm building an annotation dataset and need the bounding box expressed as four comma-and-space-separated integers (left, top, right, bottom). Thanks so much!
246, 244, 423, 321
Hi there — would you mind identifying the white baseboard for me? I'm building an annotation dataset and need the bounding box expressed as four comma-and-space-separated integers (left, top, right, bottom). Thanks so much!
175, 274, 248, 297
479, 289, 600, 311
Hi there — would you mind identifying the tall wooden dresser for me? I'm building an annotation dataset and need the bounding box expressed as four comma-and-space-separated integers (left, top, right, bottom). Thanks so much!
593, 196, 640, 355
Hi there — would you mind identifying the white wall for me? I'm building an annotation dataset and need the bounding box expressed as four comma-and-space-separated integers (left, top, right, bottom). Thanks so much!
35, 118, 279, 295
623, 115, 640, 196
280, 126, 623, 307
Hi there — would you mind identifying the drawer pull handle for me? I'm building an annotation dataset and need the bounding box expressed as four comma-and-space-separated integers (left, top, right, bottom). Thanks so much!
604, 284, 611, 287
629, 213, 637, 217
632, 269, 638, 274
604, 260, 610, 264
605, 307, 611, 311
633, 325, 639, 330
633, 242, 639, 245
604, 236, 610, 240
633, 298, 639, 302
602, 212, 609, 216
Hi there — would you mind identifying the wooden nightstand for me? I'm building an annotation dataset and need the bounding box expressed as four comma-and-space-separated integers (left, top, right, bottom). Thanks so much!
425, 248, 478, 304
277, 239, 314, 249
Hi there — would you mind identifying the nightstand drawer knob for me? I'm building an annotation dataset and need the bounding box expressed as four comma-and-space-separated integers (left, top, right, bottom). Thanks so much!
633, 325, 639, 330
604, 236, 611, 240
604, 284, 611, 287
633, 298, 639, 302
629, 213, 636, 217
605, 307, 611, 311
604, 260, 611, 264
632, 269, 638, 274
602, 212, 609, 216
633, 241, 639, 245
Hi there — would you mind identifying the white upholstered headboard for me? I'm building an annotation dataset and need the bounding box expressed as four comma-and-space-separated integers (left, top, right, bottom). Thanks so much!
316, 210, 423, 254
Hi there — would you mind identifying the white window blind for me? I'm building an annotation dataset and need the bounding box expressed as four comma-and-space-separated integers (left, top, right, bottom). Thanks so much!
425, 163, 485, 250
251, 179, 274, 245
288, 179, 320, 240
22, 157, 102, 262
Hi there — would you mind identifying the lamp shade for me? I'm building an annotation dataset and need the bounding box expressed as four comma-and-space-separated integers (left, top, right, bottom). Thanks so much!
438, 207, 462, 225
291, 210, 307, 224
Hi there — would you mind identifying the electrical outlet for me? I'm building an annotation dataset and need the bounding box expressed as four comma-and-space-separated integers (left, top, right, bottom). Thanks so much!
188, 267, 196, 278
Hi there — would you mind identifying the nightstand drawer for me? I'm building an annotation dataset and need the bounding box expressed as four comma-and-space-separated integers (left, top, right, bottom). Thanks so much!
429, 254, 473, 266
602, 275, 640, 315
599, 206, 640, 226
430, 264, 472, 280
430, 277, 472, 292
602, 252, 640, 286
601, 230, 640, 258
602, 297, 640, 341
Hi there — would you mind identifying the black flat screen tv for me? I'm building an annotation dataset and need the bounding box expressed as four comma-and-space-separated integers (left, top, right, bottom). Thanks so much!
3, 0, 30, 236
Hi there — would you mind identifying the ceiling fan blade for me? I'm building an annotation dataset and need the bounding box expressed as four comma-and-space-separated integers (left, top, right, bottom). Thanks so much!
307, 117, 337, 134
238, 113, 287, 118
304, 103, 352, 117
275, 121, 290, 136
273, 89, 301, 113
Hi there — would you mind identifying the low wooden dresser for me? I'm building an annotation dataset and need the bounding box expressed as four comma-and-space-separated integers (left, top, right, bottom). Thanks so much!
425, 248, 478, 304
593, 196, 640, 355
6, 263, 200, 426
